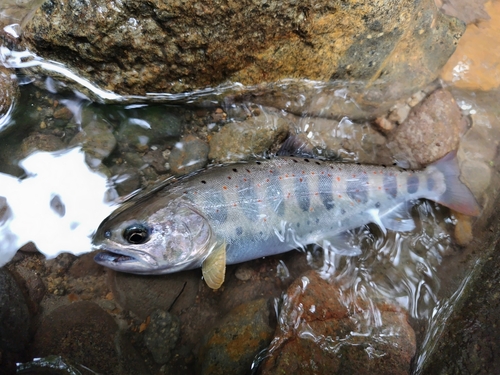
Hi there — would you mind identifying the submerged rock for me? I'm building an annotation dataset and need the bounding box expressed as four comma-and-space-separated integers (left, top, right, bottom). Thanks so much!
259, 270, 416, 375
208, 111, 289, 162
387, 89, 467, 168
30, 301, 148, 375
144, 309, 181, 365
169, 135, 209, 175
0, 268, 30, 352
199, 298, 275, 375
23, 0, 463, 116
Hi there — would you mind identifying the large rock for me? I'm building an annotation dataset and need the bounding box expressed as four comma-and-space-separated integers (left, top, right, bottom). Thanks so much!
259, 270, 416, 375
30, 301, 148, 375
23, 0, 463, 116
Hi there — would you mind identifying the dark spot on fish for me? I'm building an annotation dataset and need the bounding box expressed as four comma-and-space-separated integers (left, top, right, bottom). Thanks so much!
205, 188, 228, 224
236, 227, 243, 236
315, 161, 321, 165
201, 180, 207, 184
375, 202, 381, 208
307, 220, 311, 225
50, 194, 65, 217
246, 169, 251, 173
383, 173, 398, 198
407, 175, 419, 194
315, 218, 320, 224
427, 177, 435, 191
318, 173, 335, 211
347, 174, 369, 203
341, 209, 346, 215
256, 161, 262, 165
266, 174, 285, 216
259, 231, 263, 235
233, 168, 238, 173
227, 176, 232, 180
239, 177, 259, 221
304, 158, 310, 162
382, 164, 387, 168
294, 174, 310, 211
297, 222, 300, 227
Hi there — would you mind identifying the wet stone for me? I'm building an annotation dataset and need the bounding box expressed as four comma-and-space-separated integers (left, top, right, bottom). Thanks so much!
108, 269, 200, 320
199, 298, 275, 375
208, 112, 289, 163
0, 268, 30, 352
144, 309, 181, 365
387, 89, 467, 168
0, 65, 18, 120
69, 118, 117, 168
259, 270, 416, 375
30, 301, 148, 375
169, 135, 209, 175
20, 133, 65, 157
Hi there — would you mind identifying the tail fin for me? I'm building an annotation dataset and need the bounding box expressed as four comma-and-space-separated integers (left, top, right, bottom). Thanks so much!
430, 151, 481, 216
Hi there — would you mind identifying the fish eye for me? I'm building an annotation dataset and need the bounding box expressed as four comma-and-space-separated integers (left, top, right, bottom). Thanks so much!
123, 224, 150, 244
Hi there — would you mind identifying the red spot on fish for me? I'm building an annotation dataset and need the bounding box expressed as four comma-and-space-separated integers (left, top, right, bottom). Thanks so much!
233, 203, 237, 207
285, 174, 289, 178
299, 178, 303, 182
327, 173, 332, 177
302, 170, 305, 174
292, 174, 296, 177
279, 176, 283, 180
263, 218, 267, 222
311, 172, 315, 175
310, 208, 314, 212
287, 192, 291, 198
244, 178, 247, 182
352, 174, 356, 178
314, 192, 319, 196
257, 184, 261, 187
235, 185, 239, 188
223, 186, 228, 190
269, 170, 273, 173
321, 171, 325, 175
337, 177, 341, 182
257, 199, 262, 202
266, 178, 270, 182
378, 186, 382, 190
227, 176, 232, 180
338, 194, 342, 198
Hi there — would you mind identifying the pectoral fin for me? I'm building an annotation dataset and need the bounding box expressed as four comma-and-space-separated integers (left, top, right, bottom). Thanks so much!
202, 240, 226, 290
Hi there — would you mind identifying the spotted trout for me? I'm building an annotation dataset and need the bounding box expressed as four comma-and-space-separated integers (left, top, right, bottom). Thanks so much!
92, 152, 480, 289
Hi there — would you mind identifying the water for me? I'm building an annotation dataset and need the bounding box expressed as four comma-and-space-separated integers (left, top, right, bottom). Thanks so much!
1, 3, 499, 374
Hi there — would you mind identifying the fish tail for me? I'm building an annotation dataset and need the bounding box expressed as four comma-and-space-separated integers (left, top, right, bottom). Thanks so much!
429, 151, 481, 216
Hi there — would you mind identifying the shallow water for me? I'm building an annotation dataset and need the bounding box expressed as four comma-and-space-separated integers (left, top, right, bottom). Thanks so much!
1, 2, 500, 374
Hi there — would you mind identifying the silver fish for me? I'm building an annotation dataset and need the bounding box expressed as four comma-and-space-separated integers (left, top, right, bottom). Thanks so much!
92, 152, 480, 289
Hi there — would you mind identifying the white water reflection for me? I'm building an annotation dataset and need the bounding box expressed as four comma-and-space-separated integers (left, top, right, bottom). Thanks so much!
0, 147, 115, 266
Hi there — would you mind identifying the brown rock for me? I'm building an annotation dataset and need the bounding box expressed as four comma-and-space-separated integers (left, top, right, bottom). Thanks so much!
30, 301, 148, 375
23, 0, 463, 117
387, 89, 467, 168
0, 65, 17, 120
208, 112, 289, 162
259, 270, 416, 375
169, 135, 209, 175
107, 269, 201, 320
199, 298, 275, 375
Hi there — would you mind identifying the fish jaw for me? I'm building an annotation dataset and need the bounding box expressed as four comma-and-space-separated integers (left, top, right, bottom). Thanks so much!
93, 240, 165, 274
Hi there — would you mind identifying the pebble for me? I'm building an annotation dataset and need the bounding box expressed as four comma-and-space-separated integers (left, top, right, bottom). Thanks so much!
144, 309, 181, 364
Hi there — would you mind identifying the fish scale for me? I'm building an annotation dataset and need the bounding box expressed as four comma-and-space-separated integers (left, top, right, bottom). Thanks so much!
92, 152, 480, 288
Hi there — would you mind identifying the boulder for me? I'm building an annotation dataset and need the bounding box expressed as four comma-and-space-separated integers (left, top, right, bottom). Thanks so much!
23, 0, 463, 117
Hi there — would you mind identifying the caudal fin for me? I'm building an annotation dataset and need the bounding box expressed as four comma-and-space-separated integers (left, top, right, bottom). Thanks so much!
430, 151, 481, 216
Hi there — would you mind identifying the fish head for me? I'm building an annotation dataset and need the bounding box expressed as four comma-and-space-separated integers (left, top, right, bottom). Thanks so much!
92, 198, 213, 274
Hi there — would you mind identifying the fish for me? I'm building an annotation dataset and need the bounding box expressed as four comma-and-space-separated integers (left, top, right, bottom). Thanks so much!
92, 150, 480, 289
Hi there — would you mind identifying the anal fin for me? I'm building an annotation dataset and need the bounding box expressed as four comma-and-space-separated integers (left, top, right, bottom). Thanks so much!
380, 202, 416, 232
202, 240, 226, 290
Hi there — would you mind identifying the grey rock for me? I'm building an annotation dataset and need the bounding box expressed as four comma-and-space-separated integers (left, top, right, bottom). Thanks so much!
0, 268, 30, 352
0, 65, 17, 121
208, 111, 289, 162
69, 118, 117, 168
169, 135, 209, 175
144, 309, 181, 365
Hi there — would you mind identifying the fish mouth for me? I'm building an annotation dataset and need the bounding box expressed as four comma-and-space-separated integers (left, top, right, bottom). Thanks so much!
94, 250, 136, 264
93, 243, 159, 271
